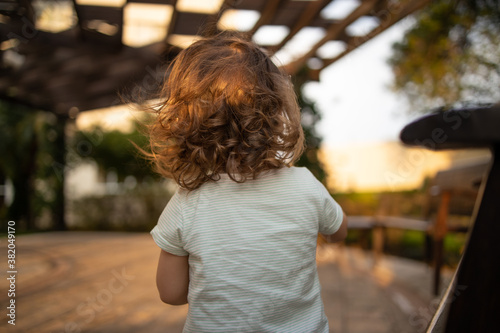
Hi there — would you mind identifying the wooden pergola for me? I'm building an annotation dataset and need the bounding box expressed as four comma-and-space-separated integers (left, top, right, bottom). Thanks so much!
1, 0, 431, 115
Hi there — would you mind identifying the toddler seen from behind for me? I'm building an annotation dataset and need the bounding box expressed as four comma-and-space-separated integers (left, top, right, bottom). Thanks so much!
147, 32, 347, 332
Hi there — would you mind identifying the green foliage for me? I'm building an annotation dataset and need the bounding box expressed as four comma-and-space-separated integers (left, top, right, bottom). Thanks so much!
389, 0, 500, 112
443, 232, 467, 266
0, 101, 61, 230
70, 183, 173, 231
333, 192, 380, 216
71, 124, 157, 182
386, 230, 426, 261
293, 67, 327, 183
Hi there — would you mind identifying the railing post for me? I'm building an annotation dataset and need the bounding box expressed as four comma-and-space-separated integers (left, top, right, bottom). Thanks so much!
433, 190, 450, 295
372, 222, 384, 266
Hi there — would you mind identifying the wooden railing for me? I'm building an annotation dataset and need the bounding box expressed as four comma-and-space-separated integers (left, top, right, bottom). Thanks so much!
346, 215, 447, 293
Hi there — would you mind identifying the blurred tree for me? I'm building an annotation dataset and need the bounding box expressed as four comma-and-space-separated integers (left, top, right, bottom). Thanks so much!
0, 102, 38, 229
389, 0, 500, 112
71, 124, 157, 183
0, 101, 60, 230
293, 67, 327, 183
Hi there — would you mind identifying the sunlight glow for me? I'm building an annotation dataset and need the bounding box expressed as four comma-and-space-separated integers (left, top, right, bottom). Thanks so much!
176, 0, 224, 14
75, 0, 126, 7
168, 34, 201, 49
272, 49, 293, 66
86, 20, 118, 36
33, 0, 76, 33
346, 16, 380, 36
321, 0, 360, 20
282, 27, 325, 58
307, 57, 323, 70
123, 3, 173, 47
317, 40, 346, 59
253, 25, 289, 46
0, 39, 19, 51
218, 9, 260, 31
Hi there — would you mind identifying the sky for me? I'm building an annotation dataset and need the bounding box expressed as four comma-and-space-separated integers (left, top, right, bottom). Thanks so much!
302, 17, 420, 147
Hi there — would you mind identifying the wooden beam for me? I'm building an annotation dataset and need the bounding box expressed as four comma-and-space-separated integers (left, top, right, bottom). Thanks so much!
166, 0, 179, 39
249, 0, 285, 35
72, 3, 124, 47
270, 0, 330, 54
203, 0, 240, 35
311, 0, 432, 77
372, 225, 385, 266
283, 0, 379, 75
71, 0, 85, 41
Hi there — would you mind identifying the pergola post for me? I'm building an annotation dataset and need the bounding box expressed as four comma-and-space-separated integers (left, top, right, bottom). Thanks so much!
52, 114, 68, 231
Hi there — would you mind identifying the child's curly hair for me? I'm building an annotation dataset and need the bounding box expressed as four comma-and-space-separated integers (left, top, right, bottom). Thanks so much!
145, 32, 305, 190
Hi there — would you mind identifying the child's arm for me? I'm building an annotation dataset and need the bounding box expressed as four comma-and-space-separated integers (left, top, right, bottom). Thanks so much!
156, 250, 189, 305
322, 212, 348, 243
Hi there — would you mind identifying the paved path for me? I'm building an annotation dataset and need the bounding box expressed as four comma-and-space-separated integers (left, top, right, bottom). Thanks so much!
0, 232, 453, 333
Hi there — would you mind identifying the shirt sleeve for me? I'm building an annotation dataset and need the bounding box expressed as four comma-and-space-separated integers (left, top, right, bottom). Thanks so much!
150, 189, 189, 256
317, 183, 344, 235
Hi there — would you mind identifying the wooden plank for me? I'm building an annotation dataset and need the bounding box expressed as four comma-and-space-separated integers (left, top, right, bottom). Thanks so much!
375, 216, 429, 231
127, 0, 176, 4
166, 0, 178, 37
283, 0, 379, 74
270, 0, 330, 53
309, 0, 432, 78
346, 216, 375, 229
172, 11, 211, 35
249, 0, 285, 35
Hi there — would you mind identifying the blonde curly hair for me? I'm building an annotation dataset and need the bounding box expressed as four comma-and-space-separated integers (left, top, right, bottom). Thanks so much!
144, 32, 304, 190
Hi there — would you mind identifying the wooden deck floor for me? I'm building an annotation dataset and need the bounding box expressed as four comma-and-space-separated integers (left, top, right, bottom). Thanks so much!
0, 232, 453, 333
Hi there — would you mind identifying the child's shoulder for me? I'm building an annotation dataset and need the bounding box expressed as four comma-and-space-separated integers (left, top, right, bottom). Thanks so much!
280, 166, 317, 181
282, 166, 329, 193
173, 166, 319, 196
259, 166, 323, 192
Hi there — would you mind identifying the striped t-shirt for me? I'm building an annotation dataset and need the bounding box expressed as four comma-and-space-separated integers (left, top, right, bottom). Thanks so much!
151, 166, 344, 332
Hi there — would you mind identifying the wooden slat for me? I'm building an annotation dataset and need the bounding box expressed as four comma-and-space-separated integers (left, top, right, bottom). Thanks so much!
172, 11, 211, 35
227, 0, 265, 11
283, 0, 379, 74
269, 0, 307, 27
270, 0, 330, 53
126, 0, 176, 4
249, 0, 286, 35
314, 0, 432, 75
375, 216, 429, 231
346, 216, 375, 229
72, 4, 123, 47
166, 0, 178, 37
75, 5, 123, 23
345, 215, 430, 231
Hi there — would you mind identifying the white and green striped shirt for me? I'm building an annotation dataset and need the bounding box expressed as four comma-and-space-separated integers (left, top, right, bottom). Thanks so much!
151, 166, 343, 332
